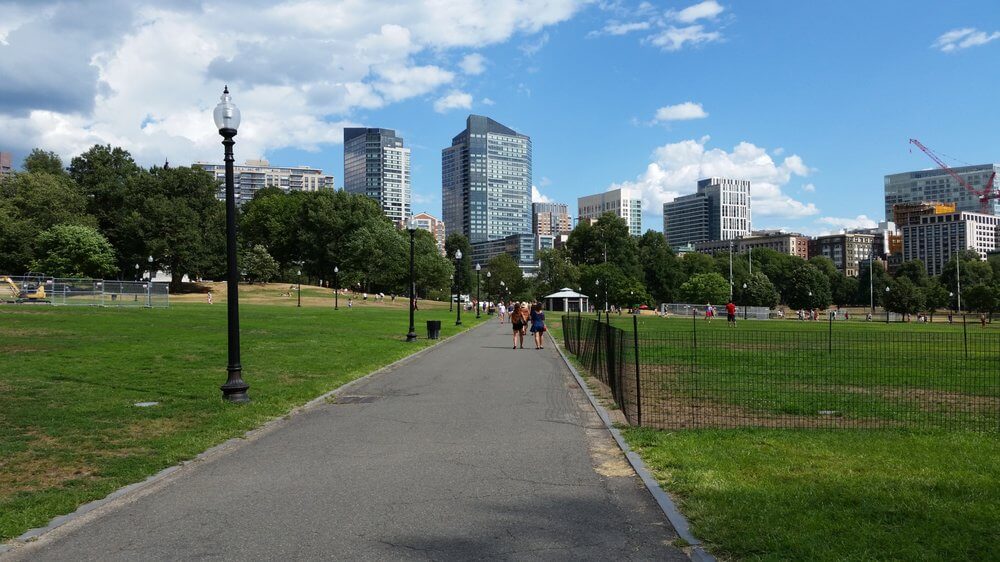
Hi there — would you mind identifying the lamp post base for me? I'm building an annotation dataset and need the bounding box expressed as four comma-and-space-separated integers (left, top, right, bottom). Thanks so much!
221, 367, 250, 403
406, 331, 418, 342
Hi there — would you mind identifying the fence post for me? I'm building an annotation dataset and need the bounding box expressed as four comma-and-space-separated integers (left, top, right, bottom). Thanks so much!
963, 314, 968, 359
576, 312, 581, 354
828, 311, 833, 354
633, 314, 642, 426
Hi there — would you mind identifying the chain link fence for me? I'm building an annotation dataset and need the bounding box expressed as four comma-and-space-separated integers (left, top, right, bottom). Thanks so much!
1, 275, 169, 308
562, 313, 999, 431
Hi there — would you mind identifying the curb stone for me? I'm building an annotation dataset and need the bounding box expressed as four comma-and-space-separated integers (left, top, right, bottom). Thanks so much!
548, 331, 717, 562
0, 320, 488, 556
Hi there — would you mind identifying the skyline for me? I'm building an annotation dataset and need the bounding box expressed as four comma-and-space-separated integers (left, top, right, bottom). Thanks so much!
1, 1, 998, 236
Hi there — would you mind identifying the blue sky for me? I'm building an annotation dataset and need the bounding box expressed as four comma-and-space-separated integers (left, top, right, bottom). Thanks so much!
1, 1, 998, 235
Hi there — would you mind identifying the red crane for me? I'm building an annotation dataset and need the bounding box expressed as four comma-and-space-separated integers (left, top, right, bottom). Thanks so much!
909, 138, 997, 213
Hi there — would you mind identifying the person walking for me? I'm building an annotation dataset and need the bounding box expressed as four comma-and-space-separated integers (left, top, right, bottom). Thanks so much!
510, 302, 526, 349
529, 303, 546, 349
725, 300, 737, 327
705, 303, 714, 322
517, 302, 531, 348
498, 301, 507, 324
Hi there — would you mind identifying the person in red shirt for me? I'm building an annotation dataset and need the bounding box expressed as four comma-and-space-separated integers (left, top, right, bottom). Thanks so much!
726, 301, 737, 326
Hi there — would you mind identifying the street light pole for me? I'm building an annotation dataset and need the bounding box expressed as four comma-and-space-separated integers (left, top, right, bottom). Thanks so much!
449, 274, 454, 312
455, 249, 463, 326
475, 263, 481, 319
146, 255, 153, 308
215, 86, 249, 403
487, 271, 492, 313
297, 268, 302, 308
334, 266, 339, 310
406, 218, 417, 342
885, 286, 891, 324
742, 282, 748, 320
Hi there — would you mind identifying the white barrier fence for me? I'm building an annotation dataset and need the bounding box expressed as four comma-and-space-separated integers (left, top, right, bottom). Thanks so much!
1, 275, 169, 308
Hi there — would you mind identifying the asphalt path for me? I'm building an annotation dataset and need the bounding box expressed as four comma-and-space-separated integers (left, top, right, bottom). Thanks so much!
6, 319, 687, 561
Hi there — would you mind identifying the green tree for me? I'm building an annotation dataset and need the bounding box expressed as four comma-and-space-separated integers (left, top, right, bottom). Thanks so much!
941, 250, 993, 302
579, 262, 647, 310
444, 233, 473, 293
240, 188, 307, 270
679, 251, 717, 279
884, 277, 925, 315
784, 263, 832, 310
484, 253, 525, 301
296, 190, 388, 283
23, 149, 66, 176
679, 272, 730, 305
411, 229, 452, 298
894, 259, 928, 287
343, 222, 407, 293
923, 278, 951, 318
737, 271, 780, 308
638, 231, 681, 304
964, 284, 997, 314
535, 248, 580, 298
30, 224, 117, 278
240, 244, 280, 284
566, 213, 642, 279
856, 259, 891, 308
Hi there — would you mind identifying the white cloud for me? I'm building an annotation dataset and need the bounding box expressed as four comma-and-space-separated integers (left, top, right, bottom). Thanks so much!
669, 1, 724, 24
0, 0, 586, 166
481, 97, 496, 106
539, 176, 552, 187
933, 28, 1000, 52
653, 101, 708, 122
816, 215, 877, 234
589, 21, 650, 36
532, 185, 553, 203
459, 53, 487, 75
433, 90, 473, 113
801, 183, 816, 193
648, 25, 721, 51
609, 136, 818, 221
520, 32, 550, 55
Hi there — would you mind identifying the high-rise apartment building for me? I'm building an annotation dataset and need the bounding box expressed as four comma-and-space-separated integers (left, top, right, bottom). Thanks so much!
884, 165, 999, 221
344, 128, 411, 223
901, 211, 1000, 276
808, 233, 880, 277
663, 177, 751, 246
577, 188, 642, 236
442, 114, 532, 247
193, 159, 334, 205
0, 151, 13, 179
532, 202, 571, 237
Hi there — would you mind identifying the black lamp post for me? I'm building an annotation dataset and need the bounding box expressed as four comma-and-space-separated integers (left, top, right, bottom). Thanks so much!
454, 249, 463, 326
297, 268, 302, 308
215, 86, 249, 403
449, 274, 454, 312
885, 286, 891, 324
595, 278, 601, 320
475, 263, 481, 319
486, 271, 492, 312
406, 218, 417, 342
334, 266, 339, 309
147, 255, 153, 308
500, 280, 505, 307
742, 282, 748, 320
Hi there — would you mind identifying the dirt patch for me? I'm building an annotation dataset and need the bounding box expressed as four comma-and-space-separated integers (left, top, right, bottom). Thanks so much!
120, 417, 189, 441
0, 455, 97, 495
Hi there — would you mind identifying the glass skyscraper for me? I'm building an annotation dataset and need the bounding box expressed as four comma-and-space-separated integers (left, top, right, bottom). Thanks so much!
442, 115, 532, 244
343, 128, 411, 223
884, 164, 999, 222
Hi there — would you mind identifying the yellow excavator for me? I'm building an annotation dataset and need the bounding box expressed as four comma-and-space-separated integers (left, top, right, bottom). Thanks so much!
1, 273, 49, 303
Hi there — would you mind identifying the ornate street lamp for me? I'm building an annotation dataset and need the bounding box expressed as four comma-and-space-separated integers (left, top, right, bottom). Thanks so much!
449, 274, 454, 312
147, 255, 154, 308
486, 270, 492, 310
885, 285, 891, 324
742, 282, 748, 320
454, 249, 463, 326
297, 268, 302, 308
334, 266, 339, 310
214, 86, 249, 403
475, 263, 481, 319
406, 218, 417, 342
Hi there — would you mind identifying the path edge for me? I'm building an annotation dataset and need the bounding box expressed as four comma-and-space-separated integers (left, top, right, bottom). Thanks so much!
548, 331, 716, 562
0, 321, 488, 555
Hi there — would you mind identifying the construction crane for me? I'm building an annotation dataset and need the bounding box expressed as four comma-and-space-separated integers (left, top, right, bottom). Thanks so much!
909, 138, 998, 213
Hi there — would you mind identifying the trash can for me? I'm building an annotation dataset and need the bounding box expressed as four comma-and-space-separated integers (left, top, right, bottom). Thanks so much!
426, 320, 441, 340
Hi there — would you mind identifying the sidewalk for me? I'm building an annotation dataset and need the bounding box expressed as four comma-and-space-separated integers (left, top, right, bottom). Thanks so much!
6, 321, 687, 561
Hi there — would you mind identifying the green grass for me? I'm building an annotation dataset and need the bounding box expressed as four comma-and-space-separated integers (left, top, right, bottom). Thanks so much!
554, 315, 1000, 429
623, 427, 1000, 561
0, 302, 482, 542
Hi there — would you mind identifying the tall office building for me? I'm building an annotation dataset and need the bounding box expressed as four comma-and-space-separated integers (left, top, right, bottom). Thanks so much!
442, 115, 532, 245
343, 128, 411, 223
0, 151, 13, 179
884, 164, 1000, 221
663, 177, 751, 246
808, 233, 880, 277
193, 159, 334, 205
577, 188, 642, 236
901, 211, 1000, 276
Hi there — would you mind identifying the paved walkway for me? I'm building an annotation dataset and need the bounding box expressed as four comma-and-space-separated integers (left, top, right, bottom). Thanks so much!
7, 321, 687, 561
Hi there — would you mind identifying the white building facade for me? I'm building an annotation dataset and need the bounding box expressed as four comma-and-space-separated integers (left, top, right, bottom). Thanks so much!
577, 188, 642, 236
194, 159, 335, 205
901, 211, 1000, 276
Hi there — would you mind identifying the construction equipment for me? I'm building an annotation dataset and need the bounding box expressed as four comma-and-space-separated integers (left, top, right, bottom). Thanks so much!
909, 138, 998, 213
1, 273, 49, 303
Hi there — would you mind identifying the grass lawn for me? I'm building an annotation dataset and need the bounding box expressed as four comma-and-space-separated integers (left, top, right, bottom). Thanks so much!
550, 317, 1000, 560
623, 427, 1000, 561
0, 293, 481, 542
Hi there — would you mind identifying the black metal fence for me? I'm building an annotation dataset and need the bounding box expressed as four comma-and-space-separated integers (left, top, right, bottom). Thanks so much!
562, 314, 999, 431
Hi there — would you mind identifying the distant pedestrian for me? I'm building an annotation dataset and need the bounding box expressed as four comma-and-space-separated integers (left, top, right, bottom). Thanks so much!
498, 302, 507, 324
207, 292, 213, 305
980, 313, 987, 327
705, 303, 715, 322
530, 303, 546, 349
725, 300, 737, 327
348, 297, 353, 309
511, 302, 526, 349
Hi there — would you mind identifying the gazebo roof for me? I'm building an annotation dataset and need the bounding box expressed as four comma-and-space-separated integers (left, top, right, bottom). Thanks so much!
544, 288, 588, 299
